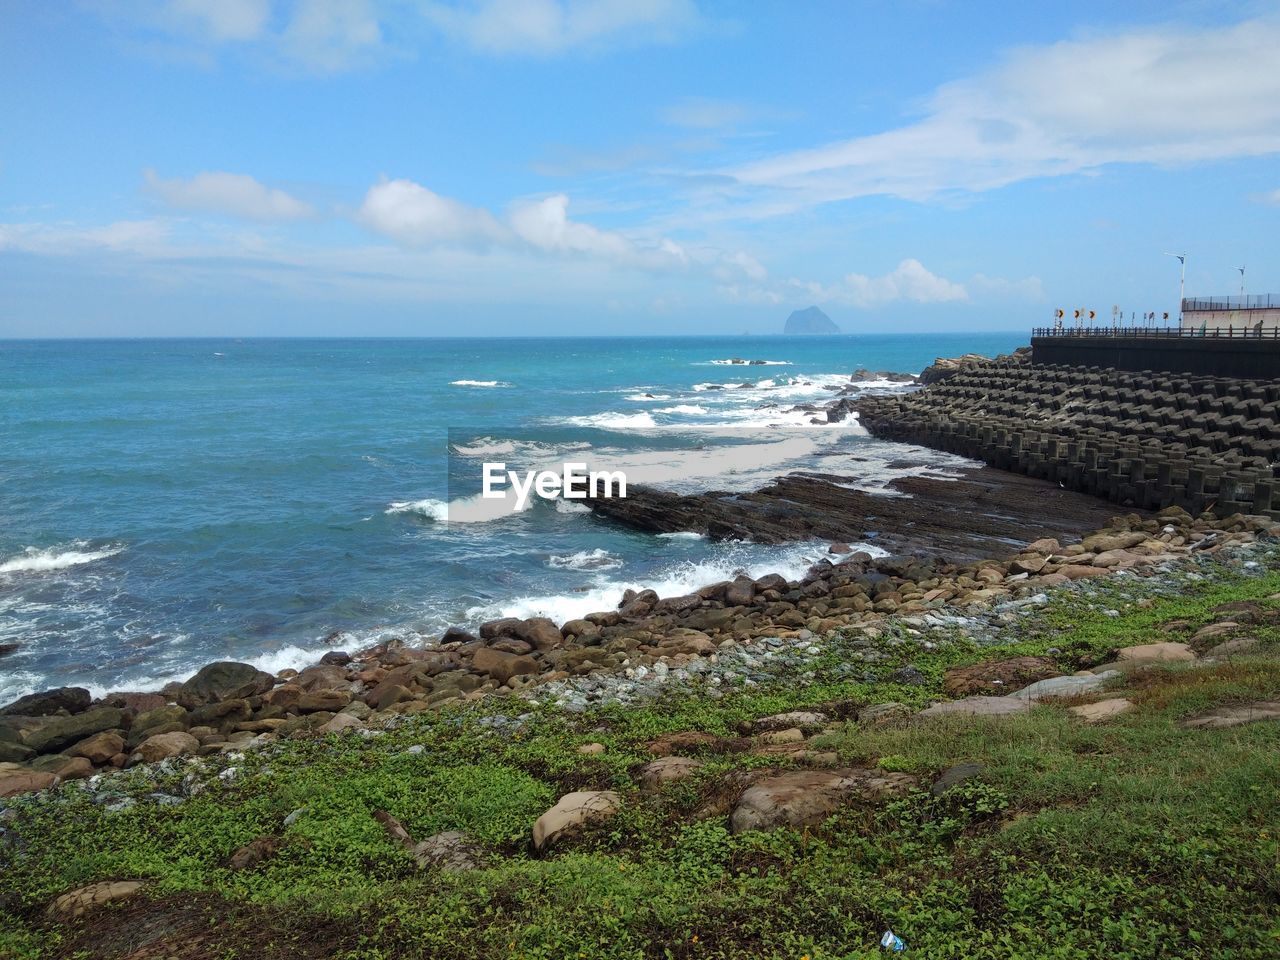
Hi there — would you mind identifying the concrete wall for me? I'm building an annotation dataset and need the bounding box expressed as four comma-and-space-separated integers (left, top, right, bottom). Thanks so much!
1031, 334, 1280, 378
1183, 307, 1280, 331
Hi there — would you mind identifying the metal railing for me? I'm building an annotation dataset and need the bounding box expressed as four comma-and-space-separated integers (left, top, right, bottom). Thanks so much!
1032, 325, 1280, 340
1183, 295, 1279, 311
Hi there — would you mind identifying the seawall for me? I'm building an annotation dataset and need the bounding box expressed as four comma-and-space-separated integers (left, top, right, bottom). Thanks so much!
854, 353, 1280, 519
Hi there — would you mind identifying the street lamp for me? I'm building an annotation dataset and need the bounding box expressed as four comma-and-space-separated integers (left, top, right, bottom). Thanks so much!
1164, 252, 1187, 323
1239, 265, 1246, 301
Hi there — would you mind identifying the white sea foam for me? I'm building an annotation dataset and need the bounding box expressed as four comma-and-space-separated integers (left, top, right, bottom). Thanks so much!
386, 489, 532, 524
470, 542, 881, 625
624, 393, 672, 402
658, 531, 705, 539
450, 379, 512, 388
704, 358, 791, 366
557, 411, 657, 430
385, 498, 450, 522
548, 548, 623, 571
0, 543, 123, 575
654, 404, 707, 415
555, 499, 592, 514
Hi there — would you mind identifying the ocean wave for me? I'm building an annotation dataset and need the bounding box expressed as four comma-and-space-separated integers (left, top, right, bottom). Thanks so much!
654, 404, 707, 415
657, 531, 705, 539
470, 542, 878, 625
704, 358, 791, 366
0, 542, 123, 575
557, 411, 657, 430
386, 490, 532, 524
555, 499, 592, 514
624, 393, 672, 402
548, 549, 623, 572
385, 498, 450, 522
450, 379, 512, 388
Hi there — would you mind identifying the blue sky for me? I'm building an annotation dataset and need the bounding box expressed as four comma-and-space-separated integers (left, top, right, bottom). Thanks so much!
1, 0, 1278, 337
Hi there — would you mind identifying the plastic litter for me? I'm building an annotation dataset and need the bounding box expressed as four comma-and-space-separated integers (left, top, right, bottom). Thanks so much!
880, 930, 907, 952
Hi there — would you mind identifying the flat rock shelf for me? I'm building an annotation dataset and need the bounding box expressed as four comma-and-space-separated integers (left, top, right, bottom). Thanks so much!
587, 465, 1134, 560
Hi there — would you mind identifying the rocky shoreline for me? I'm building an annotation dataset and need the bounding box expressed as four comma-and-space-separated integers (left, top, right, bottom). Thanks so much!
6, 348, 1274, 804
3, 499, 1274, 801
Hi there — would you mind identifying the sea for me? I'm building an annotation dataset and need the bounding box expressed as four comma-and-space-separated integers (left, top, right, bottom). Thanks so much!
0, 333, 1024, 702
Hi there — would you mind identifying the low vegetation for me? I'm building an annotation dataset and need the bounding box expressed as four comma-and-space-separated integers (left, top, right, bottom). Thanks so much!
3, 560, 1279, 959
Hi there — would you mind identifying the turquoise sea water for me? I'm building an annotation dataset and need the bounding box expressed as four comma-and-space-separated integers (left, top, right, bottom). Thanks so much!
0, 334, 1024, 701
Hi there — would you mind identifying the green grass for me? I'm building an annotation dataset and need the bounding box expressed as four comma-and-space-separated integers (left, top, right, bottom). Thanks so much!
2, 558, 1279, 959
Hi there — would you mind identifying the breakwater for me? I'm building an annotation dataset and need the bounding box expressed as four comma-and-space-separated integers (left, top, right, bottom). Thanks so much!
854, 353, 1280, 519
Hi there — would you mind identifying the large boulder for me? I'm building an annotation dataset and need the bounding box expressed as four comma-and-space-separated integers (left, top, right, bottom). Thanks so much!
0, 770, 60, 798
638, 756, 704, 792
129, 731, 199, 765
532, 791, 621, 852
942, 656, 1059, 697
47, 881, 145, 919
471, 647, 537, 684
729, 768, 915, 833
1007, 671, 1121, 702
0, 686, 91, 717
176, 662, 275, 709
1182, 701, 1280, 730
24, 708, 125, 754
1116, 642, 1195, 663
67, 731, 126, 764
918, 696, 1030, 718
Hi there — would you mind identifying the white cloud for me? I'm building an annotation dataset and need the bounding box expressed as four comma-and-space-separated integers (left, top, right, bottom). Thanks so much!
725, 259, 969, 309
661, 97, 748, 129
971, 273, 1046, 302
509, 193, 633, 257
421, 0, 700, 56
0, 220, 172, 256
146, 169, 315, 221
167, 0, 269, 40
722, 18, 1280, 215
1255, 188, 1280, 206
280, 0, 385, 71
357, 178, 507, 244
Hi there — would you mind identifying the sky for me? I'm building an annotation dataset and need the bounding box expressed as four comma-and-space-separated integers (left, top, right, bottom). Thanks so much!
1, 0, 1278, 337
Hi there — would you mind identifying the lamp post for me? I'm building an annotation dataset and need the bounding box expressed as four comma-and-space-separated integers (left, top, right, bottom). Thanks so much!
1164, 252, 1186, 323
1239, 266, 1246, 301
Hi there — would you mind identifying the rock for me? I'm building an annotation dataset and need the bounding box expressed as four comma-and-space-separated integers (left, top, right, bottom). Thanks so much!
25, 707, 125, 754
228, 836, 282, 870
942, 656, 1059, 697
1026, 538, 1060, 553
47, 881, 145, 919
319, 712, 365, 734
931, 762, 985, 796
638, 756, 704, 791
471, 647, 537, 684
532, 791, 622, 852
751, 711, 829, 734
1081, 531, 1147, 553
0, 771, 60, 797
646, 731, 742, 756
0, 742, 35, 763
1181, 701, 1280, 730
1069, 698, 1134, 723
298, 690, 353, 713
560, 619, 599, 639
319, 650, 352, 666
858, 702, 911, 727
176, 662, 275, 709
888, 665, 927, 686
370, 684, 416, 711
1116, 642, 1195, 663
1008, 671, 1121, 701
918, 696, 1031, 718
130, 731, 200, 765
512, 617, 563, 651
1058, 564, 1107, 580
0, 686, 91, 717
412, 830, 484, 870
784, 305, 840, 335
729, 768, 915, 834
32, 755, 93, 780
1204, 637, 1260, 659
1190, 622, 1239, 644
758, 728, 804, 745
1009, 555, 1048, 575
576, 742, 605, 756
130, 704, 190, 740
723, 577, 756, 606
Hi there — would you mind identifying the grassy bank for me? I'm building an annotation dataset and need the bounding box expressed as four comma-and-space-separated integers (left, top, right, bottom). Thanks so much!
3, 556, 1279, 959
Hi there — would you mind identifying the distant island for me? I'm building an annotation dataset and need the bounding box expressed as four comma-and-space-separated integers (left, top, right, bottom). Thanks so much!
783, 305, 840, 334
